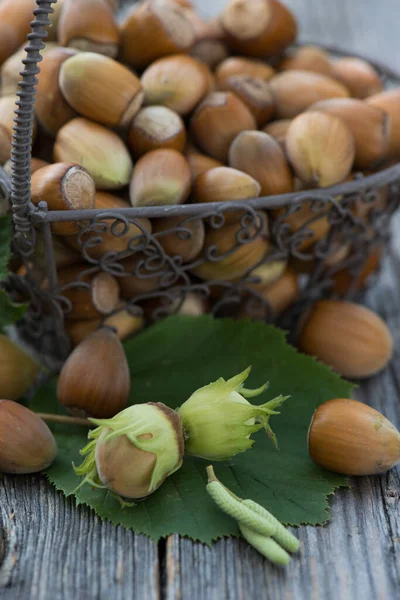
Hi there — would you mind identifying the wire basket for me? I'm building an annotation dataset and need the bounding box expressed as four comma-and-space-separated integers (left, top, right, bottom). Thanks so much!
3, 0, 400, 365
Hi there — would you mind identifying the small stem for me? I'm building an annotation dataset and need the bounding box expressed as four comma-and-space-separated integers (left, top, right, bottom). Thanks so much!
36, 413, 91, 427
206, 465, 218, 483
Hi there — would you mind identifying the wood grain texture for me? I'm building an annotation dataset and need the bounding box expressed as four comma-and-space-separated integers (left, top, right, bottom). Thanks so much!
1, 1, 399, 599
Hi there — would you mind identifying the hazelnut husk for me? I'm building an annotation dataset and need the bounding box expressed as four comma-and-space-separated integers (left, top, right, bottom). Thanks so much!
309, 98, 390, 170
54, 118, 133, 190
190, 92, 257, 162
58, 0, 120, 58
141, 54, 210, 116
59, 52, 144, 128
308, 398, 400, 476
229, 131, 293, 196
221, 0, 297, 58
0, 401, 57, 475
298, 300, 393, 379
31, 163, 96, 236
58, 328, 130, 418
129, 106, 186, 158
286, 111, 355, 187
269, 70, 350, 118
121, 1, 196, 69
331, 57, 383, 99
130, 148, 191, 207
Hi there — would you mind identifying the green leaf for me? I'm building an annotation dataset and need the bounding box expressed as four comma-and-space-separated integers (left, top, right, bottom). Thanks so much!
33, 316, 352, 544
0, 215, 12, 281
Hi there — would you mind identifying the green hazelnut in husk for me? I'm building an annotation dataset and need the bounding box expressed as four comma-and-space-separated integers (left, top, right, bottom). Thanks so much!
74, 402, 185, 503
178, 367, 288, 461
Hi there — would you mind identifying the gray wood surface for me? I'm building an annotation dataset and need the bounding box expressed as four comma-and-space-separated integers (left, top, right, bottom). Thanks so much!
1, 1, 400, 599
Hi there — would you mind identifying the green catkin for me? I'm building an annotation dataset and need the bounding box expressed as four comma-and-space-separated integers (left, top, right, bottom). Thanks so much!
239, 524, 291, 567
242, 499, 300, 553
206, 481, 277, 537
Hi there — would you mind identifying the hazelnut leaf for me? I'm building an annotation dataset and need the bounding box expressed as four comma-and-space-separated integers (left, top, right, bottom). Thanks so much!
33, 315, 352, 544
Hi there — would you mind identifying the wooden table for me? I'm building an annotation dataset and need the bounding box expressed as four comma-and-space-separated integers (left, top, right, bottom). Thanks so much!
1, 1, 400, 598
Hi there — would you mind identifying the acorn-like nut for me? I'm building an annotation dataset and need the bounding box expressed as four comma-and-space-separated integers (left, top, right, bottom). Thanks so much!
332, 250, 382, 296
185, 146, 224, 181
309, 98, 390, 170
193, 166, 261, 223
130, 148, 191, 207
279, 45, 333, 76
35, 233, 82, 270
36, 46, 78, 136
141, 54, 210, 117
308, 398, 400, 476
191, 92, 256, 162
229, 131, 293, 196
54, 118, 133, 190
65, 192, 152, 259
1, 43, 56, 97
66, 305, 144, 347
331, 57, 383, 100
31, 163, 96, 236
74, 402, 185, 500
119, 253, 164, 299
273, 201, 331, 252
58, 0, 120, 58
248, 259, 288, 291
239, 267, 299, 319
192, 221, 269, 281
0, 0, 36, 65
270, 70, 350, 118
215, 56, 275, 85
262, 119, 291, 153
4, 157, 50, 178
0, 336, 41, 402
219, 75, 275, 127
128, 106, 186, 158
0, 96, 36, 165
221, 0, 297, 58
59, 52, 144, 129
368, 90, 400, 158
152, 216, 205, 262
0, 401, 57, 475
298, 300, 393, 379
58, 328, 130, 418
57, 266, 120, 321
47, 0, 65, 41
286, 112, 355, 187
190, 39, 229, 69
121, 1, 196, 70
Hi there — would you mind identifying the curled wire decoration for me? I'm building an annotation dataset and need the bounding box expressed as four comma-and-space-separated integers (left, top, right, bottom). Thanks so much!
6, 13, 400, 362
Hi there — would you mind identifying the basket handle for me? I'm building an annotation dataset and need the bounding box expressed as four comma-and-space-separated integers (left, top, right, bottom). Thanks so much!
10, 0, 57, 255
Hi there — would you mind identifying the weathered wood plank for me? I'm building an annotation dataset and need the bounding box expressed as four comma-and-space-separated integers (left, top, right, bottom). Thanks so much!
0, 476, 160, 600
